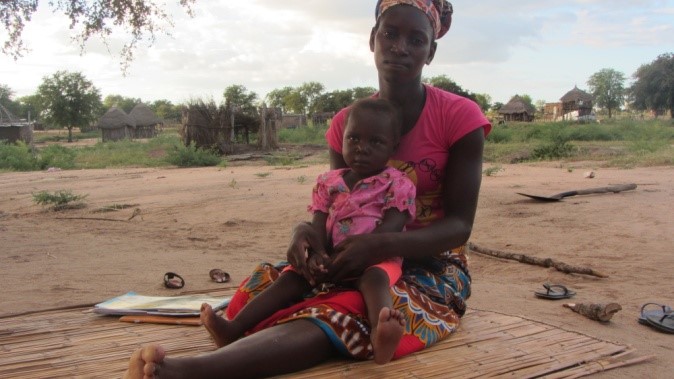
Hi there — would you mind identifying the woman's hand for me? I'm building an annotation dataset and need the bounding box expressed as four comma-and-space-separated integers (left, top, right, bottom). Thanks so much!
286, 222, 325, 283
329, 233, 389, 283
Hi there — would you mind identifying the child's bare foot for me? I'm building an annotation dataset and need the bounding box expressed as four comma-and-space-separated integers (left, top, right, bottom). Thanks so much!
372, 307, 405, 364
123, 344, 165, 379
200, 303, 241, 347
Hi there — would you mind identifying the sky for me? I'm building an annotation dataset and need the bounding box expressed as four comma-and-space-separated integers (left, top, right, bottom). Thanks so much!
1, 0, 673, 107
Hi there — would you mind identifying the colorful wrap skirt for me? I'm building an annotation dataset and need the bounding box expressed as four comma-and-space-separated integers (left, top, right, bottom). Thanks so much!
225, 245, 471, 360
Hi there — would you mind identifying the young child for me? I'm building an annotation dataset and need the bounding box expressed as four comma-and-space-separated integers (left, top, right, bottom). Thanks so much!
201, 98, 416, 364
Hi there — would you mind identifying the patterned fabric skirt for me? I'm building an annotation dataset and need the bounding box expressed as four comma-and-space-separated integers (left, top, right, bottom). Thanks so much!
225, 245, 471, 360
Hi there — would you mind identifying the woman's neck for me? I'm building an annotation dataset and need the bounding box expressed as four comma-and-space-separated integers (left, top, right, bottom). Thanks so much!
378, 80, 426, 135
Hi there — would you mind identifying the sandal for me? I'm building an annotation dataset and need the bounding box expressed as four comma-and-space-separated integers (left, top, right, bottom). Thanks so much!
534, 283, 576, 300
640, 303, 674, 333
164, 272, 185, 289
209, 269, 231, 283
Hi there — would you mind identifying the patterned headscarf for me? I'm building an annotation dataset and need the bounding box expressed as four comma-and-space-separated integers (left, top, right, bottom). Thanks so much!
375, 0, 453, 39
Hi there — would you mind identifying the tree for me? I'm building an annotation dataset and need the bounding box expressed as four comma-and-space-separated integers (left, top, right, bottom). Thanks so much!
299, 81, 325, 115
266, 87, 293, 112
223, 85, 258, 114
0, 83, 21, 117
150, 99, 182, 122
474, 93, 492, 113
630, 53, 674, 118
36, 71, 102, 142
103, 95, 141, 114
587, 68, 626, 118
423, 75, 477, 102
1, 1, 195, 72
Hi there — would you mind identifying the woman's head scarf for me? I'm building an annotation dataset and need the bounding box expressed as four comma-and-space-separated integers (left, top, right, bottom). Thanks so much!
375, 0, 453, 40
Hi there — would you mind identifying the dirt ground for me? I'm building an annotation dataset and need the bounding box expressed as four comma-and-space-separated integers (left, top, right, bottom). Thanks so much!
1, 152, 672, 378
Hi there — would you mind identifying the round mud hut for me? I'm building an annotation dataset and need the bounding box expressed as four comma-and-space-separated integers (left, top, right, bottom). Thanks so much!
97, 107, 136, 142
498, 95, 536, 122
129, 103, 162, 138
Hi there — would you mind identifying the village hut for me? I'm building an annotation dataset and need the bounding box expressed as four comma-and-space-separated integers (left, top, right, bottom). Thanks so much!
498, 95, 536, 122
97, 107, 135, 142
560, 86, 594, 119
129, 103, 161, 138
0, 103, 33, 144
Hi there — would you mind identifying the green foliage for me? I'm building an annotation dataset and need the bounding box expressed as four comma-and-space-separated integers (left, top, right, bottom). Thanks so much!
224, 85, 258, 114
587, 68, 626, 118
278, 124, 329, 144
1, 1, 195, 72
264, 153, 302, 166
32, 190, 87, 210
482, 165, 503, 176
38, 144, 76, 169
102, 94, 141, 114
165, 142, 222, 167
630, 53, 674, 118
36, 71, 103, 142
530, 134, 576, 160
0, 141, 37, 171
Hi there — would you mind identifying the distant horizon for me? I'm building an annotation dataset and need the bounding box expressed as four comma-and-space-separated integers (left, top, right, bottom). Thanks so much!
1, 1, 673, 106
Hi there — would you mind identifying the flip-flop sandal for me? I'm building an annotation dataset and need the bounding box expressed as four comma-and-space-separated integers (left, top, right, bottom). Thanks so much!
638, 303, 672, 325
645, 313, 674, 334
164, 272, 185, 289
209, 269, 231, 283
534, 283, 576, 300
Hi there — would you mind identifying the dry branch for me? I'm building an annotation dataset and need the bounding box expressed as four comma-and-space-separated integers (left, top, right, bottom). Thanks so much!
467, 242, 608, 278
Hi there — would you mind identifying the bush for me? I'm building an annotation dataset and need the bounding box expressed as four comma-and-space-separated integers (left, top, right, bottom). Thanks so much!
38, 144, 76, 169
530, 134, 576, 160
0, 141, 38, 171
32, 190, 88, 210
165, 142, 222, 167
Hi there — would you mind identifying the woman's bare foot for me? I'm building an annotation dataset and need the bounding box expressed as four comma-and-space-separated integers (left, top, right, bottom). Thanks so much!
372, 307, 405, 364
200, 303, 241, 347
123, 344, 165, 379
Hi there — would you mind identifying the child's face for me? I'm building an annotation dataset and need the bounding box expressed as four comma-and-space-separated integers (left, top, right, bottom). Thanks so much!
342, 110, 398, 178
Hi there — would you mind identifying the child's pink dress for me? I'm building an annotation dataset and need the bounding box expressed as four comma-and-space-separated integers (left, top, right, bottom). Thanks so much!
307, 166, 416, 283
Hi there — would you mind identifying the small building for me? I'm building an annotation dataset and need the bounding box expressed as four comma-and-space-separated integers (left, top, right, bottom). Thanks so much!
0, 104, 33, 144
97, 107, 136, 142
129, 103, 161, 138
560, 86, 593, 119
498, 95, 536, 122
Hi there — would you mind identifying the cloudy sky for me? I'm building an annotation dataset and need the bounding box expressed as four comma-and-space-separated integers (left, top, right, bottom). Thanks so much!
2, 1, 673, 107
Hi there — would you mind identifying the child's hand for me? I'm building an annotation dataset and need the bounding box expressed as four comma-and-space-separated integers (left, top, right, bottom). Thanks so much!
307, 251, 331, 285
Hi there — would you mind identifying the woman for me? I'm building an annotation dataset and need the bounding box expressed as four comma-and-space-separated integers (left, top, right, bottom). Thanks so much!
125, 1, 491, 378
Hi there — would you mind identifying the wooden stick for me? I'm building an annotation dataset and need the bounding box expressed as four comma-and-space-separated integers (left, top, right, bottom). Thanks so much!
55, 217, 127, 222
467, 242, 608, 278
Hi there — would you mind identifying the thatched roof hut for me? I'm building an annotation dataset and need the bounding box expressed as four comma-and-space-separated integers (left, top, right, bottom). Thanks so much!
498, 95, 536, 122
560, 86, 593, 117
0, 103, 33, 144
97, 107, 135, 142
129, 103, 161, 138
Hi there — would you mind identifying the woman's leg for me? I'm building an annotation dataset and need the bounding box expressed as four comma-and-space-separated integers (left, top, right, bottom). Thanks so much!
201, 271, 311, 347
124, 319, 336, 379
357, 267, 405, 364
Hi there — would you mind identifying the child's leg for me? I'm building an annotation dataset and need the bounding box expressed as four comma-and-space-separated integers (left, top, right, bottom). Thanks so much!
356, 267, 405, 364
201, 270, 311, 347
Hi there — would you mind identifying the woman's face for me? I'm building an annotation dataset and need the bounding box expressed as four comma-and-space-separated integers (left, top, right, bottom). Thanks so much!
370, 5, 437, 83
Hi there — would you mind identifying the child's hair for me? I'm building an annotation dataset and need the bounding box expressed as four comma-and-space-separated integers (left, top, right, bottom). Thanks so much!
347, 98, 402, 141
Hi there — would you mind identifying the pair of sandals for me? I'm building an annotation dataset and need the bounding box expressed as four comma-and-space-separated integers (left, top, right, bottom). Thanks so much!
639, 303, 674, 334
163, 269, 231, 289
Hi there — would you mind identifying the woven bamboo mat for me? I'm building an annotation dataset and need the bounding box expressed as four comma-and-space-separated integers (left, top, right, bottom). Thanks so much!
0, 290, 649, 379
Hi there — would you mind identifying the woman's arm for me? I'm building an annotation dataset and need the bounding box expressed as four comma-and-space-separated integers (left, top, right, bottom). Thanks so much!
329, 127, 486, 281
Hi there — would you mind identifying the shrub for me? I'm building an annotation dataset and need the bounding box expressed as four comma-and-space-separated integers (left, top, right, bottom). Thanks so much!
38, 144, 76, 169
530, 134, 576, 160
165, 142, 222, 167
0, 141, 38, 171
32, 190, 88, 210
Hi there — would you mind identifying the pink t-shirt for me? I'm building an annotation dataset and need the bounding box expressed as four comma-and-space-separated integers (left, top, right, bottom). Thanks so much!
309, 166, 416, 247
326, 85, 491, 230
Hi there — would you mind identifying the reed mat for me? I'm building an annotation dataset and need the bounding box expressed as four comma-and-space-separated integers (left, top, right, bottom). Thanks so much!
0, 289, 649, 378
